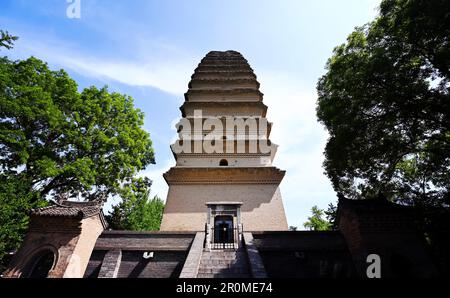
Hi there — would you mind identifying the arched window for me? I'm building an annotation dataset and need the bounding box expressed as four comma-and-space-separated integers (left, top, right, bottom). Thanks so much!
219, 159, 228, 166
24, 250, 55, 278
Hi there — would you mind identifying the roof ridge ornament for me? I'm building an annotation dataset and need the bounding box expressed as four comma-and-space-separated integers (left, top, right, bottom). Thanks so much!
52, 192, 107, 208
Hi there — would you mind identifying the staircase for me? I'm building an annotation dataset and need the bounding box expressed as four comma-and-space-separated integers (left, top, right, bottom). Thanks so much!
197, 247, 251, 278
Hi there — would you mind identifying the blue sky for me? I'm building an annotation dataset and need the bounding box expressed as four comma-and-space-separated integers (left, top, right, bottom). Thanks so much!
1, 0, 381, 228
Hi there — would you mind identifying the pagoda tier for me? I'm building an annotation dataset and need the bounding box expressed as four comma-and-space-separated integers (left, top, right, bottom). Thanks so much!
173, 117, 273, 137
160, 51, 288, 232
180, 101, 267, 118
186, 51, 260, 103
172, 50, 277, 168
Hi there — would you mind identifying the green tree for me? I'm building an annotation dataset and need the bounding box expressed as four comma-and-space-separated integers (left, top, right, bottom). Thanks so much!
324, 203, 338, 230
0, 30, 18, 50
1, 57, 155, 200
0, 36, 155, 269
107, 177, 165, 231
317, 0, 450, 208
303, 206, 332, 231
0, 176, 48, 272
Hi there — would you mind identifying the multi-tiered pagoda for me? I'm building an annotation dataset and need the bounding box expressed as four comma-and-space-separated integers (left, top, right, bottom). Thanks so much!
5, 51, 438, 279
160, 51, 288, 241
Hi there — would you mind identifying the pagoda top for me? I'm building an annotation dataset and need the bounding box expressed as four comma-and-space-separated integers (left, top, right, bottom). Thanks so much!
205, 50, 244, 57
185, 50, 262, 103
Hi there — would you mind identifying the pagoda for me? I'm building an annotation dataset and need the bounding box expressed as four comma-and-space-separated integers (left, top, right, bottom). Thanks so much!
160, 51, 288, 246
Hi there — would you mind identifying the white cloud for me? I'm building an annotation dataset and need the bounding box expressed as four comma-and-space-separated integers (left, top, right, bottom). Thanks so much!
60, 58, 194, 95
13, 34, 196, 95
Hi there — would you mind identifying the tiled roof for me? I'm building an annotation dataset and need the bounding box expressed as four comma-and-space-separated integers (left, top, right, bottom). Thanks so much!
30, 200, 103, 219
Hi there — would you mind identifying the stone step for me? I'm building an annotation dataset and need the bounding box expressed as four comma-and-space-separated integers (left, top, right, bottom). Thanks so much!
196, 274, 214, 278
200, 256, 238, 260
198, 263, 249, 270
197, 268, 250, 275
204, 249, 246, 253
201, 253, 244, 257
199, 259, 241, 266
200, 255, 245, 261
213, 273, 251, 279
200, 262, 236, 267
197, 273, 251, 279
200, 259, 247, 265
203, 249, 244, 253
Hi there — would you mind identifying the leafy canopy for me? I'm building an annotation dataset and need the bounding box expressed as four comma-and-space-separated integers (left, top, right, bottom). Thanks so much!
0, 175, 48, 272
317, 0, 450, 207
107, 177, 165, 231
0, 30, 18, 50
0, 34, 155, 269
303, 206, 332, 231
0, 57, 155, 201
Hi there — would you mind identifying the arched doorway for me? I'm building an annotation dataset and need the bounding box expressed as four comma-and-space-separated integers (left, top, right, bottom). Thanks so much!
213, 215, 234, 249
24, 250, 55, 278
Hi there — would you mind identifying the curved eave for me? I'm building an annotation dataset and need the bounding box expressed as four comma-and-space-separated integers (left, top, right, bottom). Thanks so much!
163, 166, 285, 185
188, 78, 261, 90
184, 89, 264, 102
179, 101, 268, 117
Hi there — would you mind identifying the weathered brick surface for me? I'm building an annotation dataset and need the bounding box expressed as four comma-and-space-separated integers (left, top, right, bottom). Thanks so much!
117, 251, 188, 278
243, 233, 267, 278
94, 231, 195, 251
179, 232, 205, 278
64, 215, 105, 277
161, 184, 288, 232
3, 199, 106, 278
251, 231, 355, 278
98, 250, 122, 278
251, 231, 348, 251
4, 230, 80, 278
83, 232, 196, 278
338, 197, 439, 278
83, 250, 107, 278
259, 250, 355, 278
4, 213, 105, 278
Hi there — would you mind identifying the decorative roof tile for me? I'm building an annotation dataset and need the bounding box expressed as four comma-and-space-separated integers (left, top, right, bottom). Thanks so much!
30, 198, 104, 219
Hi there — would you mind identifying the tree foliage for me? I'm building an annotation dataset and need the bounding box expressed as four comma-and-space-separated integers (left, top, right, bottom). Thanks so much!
0, 176, 47, 272
0, 57, 155, 201
303, 206, 332, 231
0, 30, 18, 50
317, 0, 450, 208
107, 177, 165, 231
0, 36, 156, 269
324, 203, 338, 230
